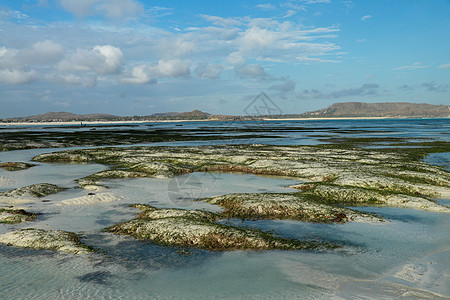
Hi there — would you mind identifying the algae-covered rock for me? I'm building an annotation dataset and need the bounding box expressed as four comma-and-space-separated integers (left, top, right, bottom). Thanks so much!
0, 208, 39, 224
0, 162, 36, 171
204, 193, 381, 223
293, 183, 450, 213
33, 144, 450, 212
108, 204, 332, 251
0, 228, 93, 254
0, 183, 67, 198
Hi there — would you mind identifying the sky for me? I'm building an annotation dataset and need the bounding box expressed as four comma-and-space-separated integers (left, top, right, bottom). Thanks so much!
0, 0, 449, 118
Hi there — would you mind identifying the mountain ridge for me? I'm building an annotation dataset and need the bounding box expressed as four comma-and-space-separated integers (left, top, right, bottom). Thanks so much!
299, 102, 450, 118
3, 102, 449, 122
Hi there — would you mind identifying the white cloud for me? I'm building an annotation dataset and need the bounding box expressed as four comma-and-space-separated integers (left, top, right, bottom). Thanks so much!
235, 64, 266, 79
0, 41, 64, 69
0, 41, 64, 85
157, 59, 191, 77
122, 65, 155, 84
296, 83, 380, 100
393, 62, 428, 70
60, 0, 98, 17
269, 79, 296, 93
60, 0, 144, 21
256, 3, 277, 11
361, 15, 372, 21
227, 52, 246, 66
195, 63, 223, 79
241, 26, 278, 50
200, 15, 242, 27
303, 0, 330, 4
438, 63, 450, 69
96, 0, 144, 20
0, 69, 37, 84
123, 59, 191, 84
24, 40, 65, 64
60, 45, 124, 75
48, 74, 97, 88
155, 37, 196, 59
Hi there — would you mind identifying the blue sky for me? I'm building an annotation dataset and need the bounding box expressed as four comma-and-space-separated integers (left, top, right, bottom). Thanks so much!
0, 0, 449, 117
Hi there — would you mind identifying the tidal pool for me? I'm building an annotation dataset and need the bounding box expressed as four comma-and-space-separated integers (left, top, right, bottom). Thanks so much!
0, 119, 449, 299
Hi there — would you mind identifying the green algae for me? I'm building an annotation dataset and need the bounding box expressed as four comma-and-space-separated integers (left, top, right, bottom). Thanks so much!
202, 193, 381, 223
33, 143, 450, 196
0, 127, 281, 152
0, 183, 67, 198
0, 162, 36, 171
0, 208, 39, 224
107, 204, 336, 251
0, 228, 94, 254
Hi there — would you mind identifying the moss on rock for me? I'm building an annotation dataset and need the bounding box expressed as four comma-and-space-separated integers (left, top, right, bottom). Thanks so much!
204, 193, 381, 223
107, 204, 334, 251
33, 144, 450, 213
0, 228, 94, 254
0, 183, 67, 198
0, 208, 39, 224
293, 183, 450, 213
0, 162, 36, 171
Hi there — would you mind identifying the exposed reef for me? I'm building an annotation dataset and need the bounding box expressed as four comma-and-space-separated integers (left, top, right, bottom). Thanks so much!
292, 183, 450, 213
0, 208, 39, 224
0, 126, 280, 152
0, 162, 36, 171
0, 228, 93, 254
33, 144, 450, 214
203, 193, 382, 223
0, 183, 67, 199
107, 204, 332, 251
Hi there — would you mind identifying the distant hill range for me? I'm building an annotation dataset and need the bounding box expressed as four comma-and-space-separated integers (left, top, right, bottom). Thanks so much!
3, 102, 449, 123
5, 110, 211, 122
15, 112, 119, 122
298, 102, 450, 118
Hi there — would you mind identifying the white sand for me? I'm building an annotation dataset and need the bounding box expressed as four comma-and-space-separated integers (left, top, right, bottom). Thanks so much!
56, 192, 122, 206
0, 197, 35, 204
0, 176, 15, 186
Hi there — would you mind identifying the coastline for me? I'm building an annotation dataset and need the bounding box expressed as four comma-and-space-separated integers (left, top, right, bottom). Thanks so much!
1, 116, 448, 127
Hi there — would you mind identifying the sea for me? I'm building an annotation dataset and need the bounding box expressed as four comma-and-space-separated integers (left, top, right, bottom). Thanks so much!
0, 118, 449, 299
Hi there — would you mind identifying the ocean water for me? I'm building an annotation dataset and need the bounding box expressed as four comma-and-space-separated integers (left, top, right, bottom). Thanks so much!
0, 119, 449, 299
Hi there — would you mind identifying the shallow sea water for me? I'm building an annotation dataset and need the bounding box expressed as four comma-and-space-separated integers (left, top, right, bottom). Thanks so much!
0, 119, 449, 299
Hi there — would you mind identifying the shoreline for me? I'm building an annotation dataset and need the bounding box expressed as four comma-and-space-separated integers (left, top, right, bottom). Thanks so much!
1, 116, 449, 127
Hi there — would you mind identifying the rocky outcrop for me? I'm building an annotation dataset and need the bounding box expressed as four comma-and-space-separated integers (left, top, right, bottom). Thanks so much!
0, 228, 93, 254
0, 162, 36, 171
204, 193, 381, 223
108, 204, 333, 251
0, 208, 39, 224
0, 183, 67, 198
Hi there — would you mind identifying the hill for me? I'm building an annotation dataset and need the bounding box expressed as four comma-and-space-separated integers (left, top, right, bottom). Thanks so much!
148, 110, 211, 120
299, 102, 450, 118
16, 112, 120, 122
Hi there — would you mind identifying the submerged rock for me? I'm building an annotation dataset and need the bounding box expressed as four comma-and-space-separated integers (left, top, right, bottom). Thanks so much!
0, 228, 93, 254
204, 193, 381, 223
0, 208, 39, 224
0, 183, 67, 198
0, 162, 36, 171
108, 204, 333, 251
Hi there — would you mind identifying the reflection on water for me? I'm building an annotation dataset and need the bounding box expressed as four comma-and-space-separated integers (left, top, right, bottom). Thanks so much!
0, 119, 449, 299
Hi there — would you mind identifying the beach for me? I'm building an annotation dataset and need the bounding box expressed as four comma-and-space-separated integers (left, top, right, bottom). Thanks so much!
0, 118, 449, 298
